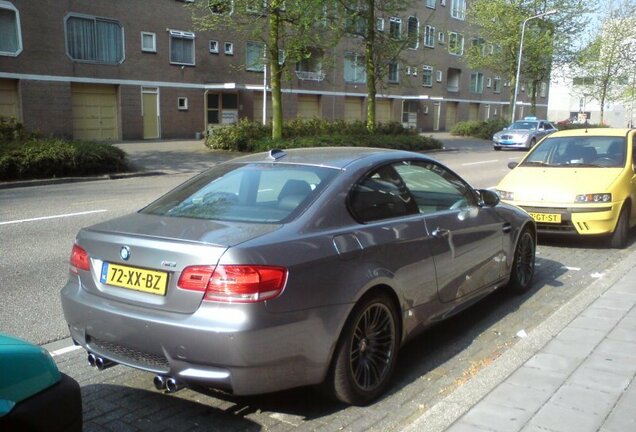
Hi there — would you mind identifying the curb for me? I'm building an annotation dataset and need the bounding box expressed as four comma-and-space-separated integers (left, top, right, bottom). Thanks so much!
0, 170, 166, 190
400, 245, 636, 432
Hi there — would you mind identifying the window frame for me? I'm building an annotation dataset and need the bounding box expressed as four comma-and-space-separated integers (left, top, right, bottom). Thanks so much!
178, 97, 188, 111
224, 42, 234, 55
209, 40, 219, 54
388, 62, 399, 83
246, 40, 265, 72
407, 16, 419, 49
64, 13, 125, 64
470, 72, 484, 94
450, 0, 466, 20
389, 17, 402, 39
448, 31, 464, 56
422, 65, 433, 87
141, 32, 156, 53
208, 0, 234, 15
169, 29, 195, 66
423, 25, 435, 48
344, 52, 367, 84
0, 1, 23, 57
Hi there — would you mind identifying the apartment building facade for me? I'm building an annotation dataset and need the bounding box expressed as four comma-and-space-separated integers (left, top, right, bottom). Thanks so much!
0, 0, 550, 141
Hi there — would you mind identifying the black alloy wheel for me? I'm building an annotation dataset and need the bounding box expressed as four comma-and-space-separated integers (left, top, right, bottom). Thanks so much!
328, 293, 399, 405
508, 228, 535, 293
609, 205, 630, 249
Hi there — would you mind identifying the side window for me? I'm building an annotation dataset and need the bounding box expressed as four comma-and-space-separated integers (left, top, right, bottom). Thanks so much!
394, 161, 476, 214
349, 164, 418, 222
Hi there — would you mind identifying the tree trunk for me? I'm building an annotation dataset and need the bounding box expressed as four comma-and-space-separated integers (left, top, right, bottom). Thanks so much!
269, 7, 283, 140
365, 0, 376, 133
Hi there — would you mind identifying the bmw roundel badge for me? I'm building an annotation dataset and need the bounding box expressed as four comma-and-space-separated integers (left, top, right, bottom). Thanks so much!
120, 246, 131, 261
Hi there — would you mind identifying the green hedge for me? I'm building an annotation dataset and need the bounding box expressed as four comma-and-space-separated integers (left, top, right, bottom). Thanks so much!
450, 119, 508, 140
555, 122, 609, 131
206, 119, 442, 152
1, 139, 129, 181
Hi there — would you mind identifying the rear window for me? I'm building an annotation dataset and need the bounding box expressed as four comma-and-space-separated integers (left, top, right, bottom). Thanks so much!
521, 136, 627, 168
141, 163, 338, 223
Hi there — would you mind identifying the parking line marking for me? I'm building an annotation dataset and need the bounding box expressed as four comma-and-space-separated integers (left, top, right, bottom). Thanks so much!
0, 209, 107, 226
50, 344, 82, 357
461, 160, 499, 166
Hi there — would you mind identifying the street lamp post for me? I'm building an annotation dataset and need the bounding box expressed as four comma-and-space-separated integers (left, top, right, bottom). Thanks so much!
262, 56, 268, 125
511, 9, 557, 122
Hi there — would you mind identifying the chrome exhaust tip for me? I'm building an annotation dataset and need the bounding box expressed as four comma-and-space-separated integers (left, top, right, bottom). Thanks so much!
165, 377, 184, 393
87, 352, 97, 367
95, 356, 116, 370
153, 375, 167, 390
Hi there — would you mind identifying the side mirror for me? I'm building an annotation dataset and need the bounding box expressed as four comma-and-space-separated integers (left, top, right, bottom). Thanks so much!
508, 161, 519, 169
478, 189, 500, 207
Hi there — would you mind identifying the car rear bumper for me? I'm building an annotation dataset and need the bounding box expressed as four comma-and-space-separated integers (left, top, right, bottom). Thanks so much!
61, 280, 350, 395
0, 373, 82, 432
513, 204, 620, 235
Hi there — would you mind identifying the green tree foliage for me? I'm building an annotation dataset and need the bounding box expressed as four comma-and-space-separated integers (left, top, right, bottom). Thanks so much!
466, 0, 595, 120
192, 1, 336, 140
573, 0, 636, 125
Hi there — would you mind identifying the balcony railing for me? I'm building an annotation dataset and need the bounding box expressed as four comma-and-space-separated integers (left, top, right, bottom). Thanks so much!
295, 71, 326, 81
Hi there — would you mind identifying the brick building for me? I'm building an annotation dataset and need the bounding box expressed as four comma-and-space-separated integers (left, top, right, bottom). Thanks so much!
0, 0, 549, 141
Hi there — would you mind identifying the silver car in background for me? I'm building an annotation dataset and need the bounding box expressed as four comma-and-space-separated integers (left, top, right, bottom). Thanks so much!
493, 117, 557, 150
61, 147, 536, 405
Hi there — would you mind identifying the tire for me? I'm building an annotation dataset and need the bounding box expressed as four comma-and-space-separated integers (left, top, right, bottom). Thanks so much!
508, 228, 535, 294
528, 138, 536, 149
327, 293, 400, 406
494, 146, 501, 151
609, 205, 630, 249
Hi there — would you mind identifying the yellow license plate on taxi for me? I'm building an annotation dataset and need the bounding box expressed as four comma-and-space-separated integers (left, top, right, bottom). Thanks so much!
528, 212, 562, 223
100, 263, 168, 296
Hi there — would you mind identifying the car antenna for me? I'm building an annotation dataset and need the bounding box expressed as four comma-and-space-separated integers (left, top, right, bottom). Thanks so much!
268, 148, 286, 161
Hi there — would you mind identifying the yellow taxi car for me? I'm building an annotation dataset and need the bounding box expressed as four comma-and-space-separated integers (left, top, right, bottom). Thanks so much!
496, 128, 636, 248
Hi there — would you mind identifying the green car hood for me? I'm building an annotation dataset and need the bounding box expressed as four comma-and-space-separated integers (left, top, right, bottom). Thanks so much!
0, 333, 61, 416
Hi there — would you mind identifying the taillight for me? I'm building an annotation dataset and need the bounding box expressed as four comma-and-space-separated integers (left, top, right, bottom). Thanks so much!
178, 265, 287, 303
70, 243, 90, 274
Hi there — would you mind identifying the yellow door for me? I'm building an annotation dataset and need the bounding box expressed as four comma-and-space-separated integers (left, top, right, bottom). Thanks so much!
0, 79, 19, 120
72, 84, 118, 140
142, 90, 159, 139
376, 100, 392, 124
469, 103, 479, 121
297, 95, 320, 119
445, 102, 458, 130
344, 97, 363, 122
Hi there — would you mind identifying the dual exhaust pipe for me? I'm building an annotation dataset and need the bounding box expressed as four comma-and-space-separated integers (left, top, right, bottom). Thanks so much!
87, 352, 184, 393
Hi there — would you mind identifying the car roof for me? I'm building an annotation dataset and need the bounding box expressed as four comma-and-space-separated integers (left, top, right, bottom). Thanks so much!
225, 147, 426, 169
548, 128, 633, 138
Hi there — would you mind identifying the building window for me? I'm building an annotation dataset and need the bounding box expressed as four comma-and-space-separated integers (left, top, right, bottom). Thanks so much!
389, 17, 401, 39
224, 42, 234, 55
447, 68, 460, 92
246, 0, 264, 14
0, 1, 22, 57
451, 0, 466, 20
141, 32, 156, 53
470, 72, 484, 93
209, 40, 219, 53
246, 41, 264, 71
422, 66, 433, 87
344, 53, 366, 83
423, 25, 435, 48
65, 14, 123, 64
178, 97, 188, 110
376, 18, 385, 31
407, 17, 418, 49
169, 30, 195, 65
486, 77, 492, 88
426, 0, 436, 9
540, 82, 548, 98
207, 92, 239, 125
388, 62, 399, 83
296, 49, 325, 81
493, 76, 502, 93
208, 0, 234, 15
438, 31, 445, 44
436, 70, 443, 82
448, 32, 464, 55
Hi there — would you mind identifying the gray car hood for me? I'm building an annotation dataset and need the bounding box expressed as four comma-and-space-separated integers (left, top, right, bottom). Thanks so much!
86, 212, 281, 247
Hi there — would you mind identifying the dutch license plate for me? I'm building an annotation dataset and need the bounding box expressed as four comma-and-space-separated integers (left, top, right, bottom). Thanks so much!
100, 262, 168, 296
529, 212, 562, 223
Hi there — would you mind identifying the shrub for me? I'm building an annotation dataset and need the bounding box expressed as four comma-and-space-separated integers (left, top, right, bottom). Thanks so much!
555, 122, 609, 131
0, 116, 36, 143
0, 138, 129, 181
451, 118, 508, 140
205, 118, 431, 152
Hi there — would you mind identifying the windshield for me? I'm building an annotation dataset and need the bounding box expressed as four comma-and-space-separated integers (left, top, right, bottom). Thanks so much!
520, 136, 626, 168
508, 121, 538, 130
141, 163, 338, 223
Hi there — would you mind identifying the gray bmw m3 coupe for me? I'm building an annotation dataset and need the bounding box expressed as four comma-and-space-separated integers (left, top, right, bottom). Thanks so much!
61, 147, 536, 405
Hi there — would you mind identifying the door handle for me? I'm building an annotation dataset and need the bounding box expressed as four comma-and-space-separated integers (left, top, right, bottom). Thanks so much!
432, 228, 449, 238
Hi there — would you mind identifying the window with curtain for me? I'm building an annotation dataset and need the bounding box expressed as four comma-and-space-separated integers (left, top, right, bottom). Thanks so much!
246, 41, 264, 71
66, 15, 123, 64
0, 2, 22, 56
344, 53, 366, 83
169, 30, 195, 65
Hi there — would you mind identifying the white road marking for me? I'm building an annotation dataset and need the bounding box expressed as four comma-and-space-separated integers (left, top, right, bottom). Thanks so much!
50, 344, 82, 357
0, 209, 107, 226
563, 266, 581, 271
461, 159, 499, 166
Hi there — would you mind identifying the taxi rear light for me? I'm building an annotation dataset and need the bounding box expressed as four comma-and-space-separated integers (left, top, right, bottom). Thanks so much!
178, 265, 287, 303
70, 244, 90, 274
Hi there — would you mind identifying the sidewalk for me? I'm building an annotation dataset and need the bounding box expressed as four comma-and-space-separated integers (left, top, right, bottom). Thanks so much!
406, 244, 636, 432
